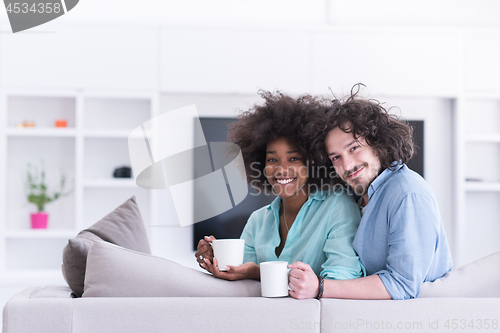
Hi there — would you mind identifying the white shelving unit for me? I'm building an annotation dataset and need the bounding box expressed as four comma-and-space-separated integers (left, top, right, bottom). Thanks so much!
4, 230, 78, 239
83, 179, 138, 188
0, 90, 158, 284
454, 94, 500, 267
465, 134, 500, 143
464, 182, 500, 192
5, 128, 78, 137
83, 130, 131, 138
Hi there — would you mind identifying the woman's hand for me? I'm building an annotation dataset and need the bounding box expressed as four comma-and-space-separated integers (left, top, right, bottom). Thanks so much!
204, 258, 260, 281
288, 261, 319, 299
194, 235, 215, 270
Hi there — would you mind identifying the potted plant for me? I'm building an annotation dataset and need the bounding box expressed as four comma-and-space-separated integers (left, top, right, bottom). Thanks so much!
26, 164, 71, 229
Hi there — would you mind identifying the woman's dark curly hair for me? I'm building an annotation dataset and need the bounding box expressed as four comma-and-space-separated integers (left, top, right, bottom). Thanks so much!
228, 90, 339, 192
313, 84, 414, 172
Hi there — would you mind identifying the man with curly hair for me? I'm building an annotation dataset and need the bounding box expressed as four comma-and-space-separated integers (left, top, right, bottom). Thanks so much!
296, 86, 453, 300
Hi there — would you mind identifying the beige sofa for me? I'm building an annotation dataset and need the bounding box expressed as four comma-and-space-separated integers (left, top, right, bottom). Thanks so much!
4, 285, 500, 333
5, 197, 499, 333
4, 248, 500, 333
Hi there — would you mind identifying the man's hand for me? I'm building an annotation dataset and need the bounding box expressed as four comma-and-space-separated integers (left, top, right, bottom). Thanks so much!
204, 258, 259, 281
288, 261, 319, 299
194, 235, 215, 270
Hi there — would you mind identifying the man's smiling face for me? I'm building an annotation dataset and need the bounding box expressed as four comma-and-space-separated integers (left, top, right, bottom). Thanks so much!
325, 126, 382, 198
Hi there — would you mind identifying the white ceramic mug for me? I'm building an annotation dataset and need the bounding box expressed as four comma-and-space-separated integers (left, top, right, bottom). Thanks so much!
211, 239, 245, 271
260, 261, 290, 297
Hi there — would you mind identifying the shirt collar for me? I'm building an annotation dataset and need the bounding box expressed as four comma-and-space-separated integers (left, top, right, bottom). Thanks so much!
267, 191, 327, 212
367, 163, 404, 200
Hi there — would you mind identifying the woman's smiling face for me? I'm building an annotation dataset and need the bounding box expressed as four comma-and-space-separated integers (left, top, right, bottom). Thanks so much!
264, 137, 308, 198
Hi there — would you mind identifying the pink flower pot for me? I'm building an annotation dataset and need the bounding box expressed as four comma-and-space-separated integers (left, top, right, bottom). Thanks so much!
31, 212, 48, 229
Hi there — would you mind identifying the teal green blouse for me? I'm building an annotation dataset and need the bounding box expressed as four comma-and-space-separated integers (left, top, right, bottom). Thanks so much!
240, 191, 365, 280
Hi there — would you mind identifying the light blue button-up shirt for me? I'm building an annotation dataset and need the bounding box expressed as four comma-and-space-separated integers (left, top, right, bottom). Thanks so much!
241, 191, 365, 280
353, 164, 453, 300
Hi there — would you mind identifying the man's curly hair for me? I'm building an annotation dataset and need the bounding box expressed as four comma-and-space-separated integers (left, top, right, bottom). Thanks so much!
228, 91, 339, 192
313, 84, 414, 172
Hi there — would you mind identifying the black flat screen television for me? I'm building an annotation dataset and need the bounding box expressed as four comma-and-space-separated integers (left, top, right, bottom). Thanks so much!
192, 117, 424, 249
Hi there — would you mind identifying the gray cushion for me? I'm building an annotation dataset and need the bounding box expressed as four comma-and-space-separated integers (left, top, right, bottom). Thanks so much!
82, 240, 261, 297
419, 251, 500, 297
62, 196, 151, 297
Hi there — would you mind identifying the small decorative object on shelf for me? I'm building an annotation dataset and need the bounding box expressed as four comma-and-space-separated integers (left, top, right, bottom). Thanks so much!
22, 121, 35, 127
55, 120, 67, 128
113, 166, 132, 178
26, 164, 71, 229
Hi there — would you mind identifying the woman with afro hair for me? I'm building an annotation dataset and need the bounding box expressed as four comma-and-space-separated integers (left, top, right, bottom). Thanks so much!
195, 91, 364, 299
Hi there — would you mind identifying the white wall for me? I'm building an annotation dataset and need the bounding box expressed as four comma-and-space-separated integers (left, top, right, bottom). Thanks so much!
327, 0, 500, 27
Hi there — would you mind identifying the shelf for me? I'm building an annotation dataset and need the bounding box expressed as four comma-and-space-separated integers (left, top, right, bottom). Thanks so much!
466, 134, 500, 143
1, 90, 156, 286
4, 230, 77, 239
6, 128, 77, 137
83, 129, 132, 138
465, 182, 500, 192
83, 178, 137, 188
6, 128, 140, 138
463, 93, 500, 99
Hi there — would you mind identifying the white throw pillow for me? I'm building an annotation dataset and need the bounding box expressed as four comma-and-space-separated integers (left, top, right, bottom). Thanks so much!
419, 251, 500, 298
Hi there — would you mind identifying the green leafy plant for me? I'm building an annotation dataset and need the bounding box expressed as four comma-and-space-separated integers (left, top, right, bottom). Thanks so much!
26, 164, 71, 212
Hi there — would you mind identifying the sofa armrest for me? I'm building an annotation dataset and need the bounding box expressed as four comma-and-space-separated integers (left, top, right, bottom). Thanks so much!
30, 286, 74, 299
3, 287, 74, 333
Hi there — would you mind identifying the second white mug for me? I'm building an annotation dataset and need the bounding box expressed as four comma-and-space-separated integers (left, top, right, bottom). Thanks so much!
260, 261, 290, 297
